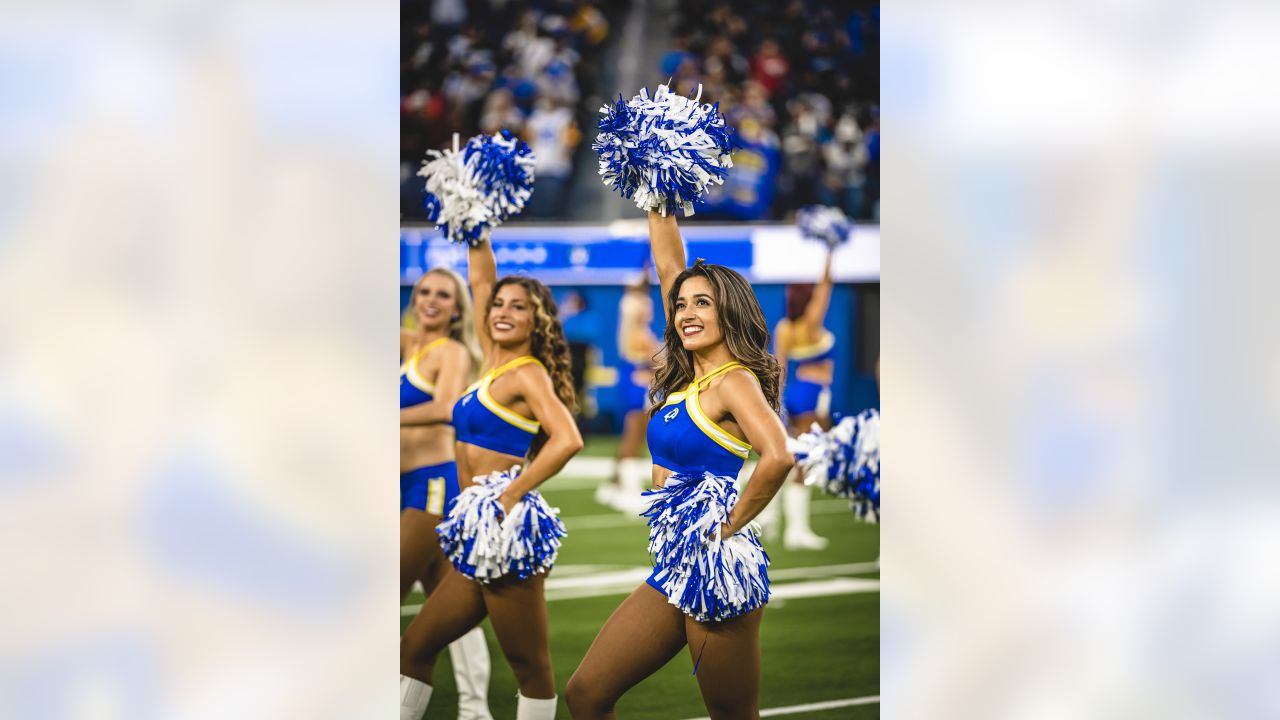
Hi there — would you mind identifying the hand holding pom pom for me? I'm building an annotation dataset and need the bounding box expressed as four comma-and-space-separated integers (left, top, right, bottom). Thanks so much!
796, 205, 854, 248
593, 83, 734, 217
418, 130, 536, 246
435, 466, 567, 582
788, 409, 880, 522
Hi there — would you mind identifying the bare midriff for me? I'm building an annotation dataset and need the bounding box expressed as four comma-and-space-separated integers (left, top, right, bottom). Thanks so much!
400, 425, 456, 474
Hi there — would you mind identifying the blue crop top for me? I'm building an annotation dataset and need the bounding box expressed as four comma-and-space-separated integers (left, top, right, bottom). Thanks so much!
452, 355, 543, 458
785, 329, 836, 376
647, 361, 756, 479
400, 337, 449, 409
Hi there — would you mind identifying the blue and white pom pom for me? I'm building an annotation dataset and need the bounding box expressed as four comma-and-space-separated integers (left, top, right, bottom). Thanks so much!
418, 130, 536, 247
435, 466, 567, 583
789, 409, 880, 522
796, 205, 854, 248
641, 472, 770, 622
593, 83, 734, 217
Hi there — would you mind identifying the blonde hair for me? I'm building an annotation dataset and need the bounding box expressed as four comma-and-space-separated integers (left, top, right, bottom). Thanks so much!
403, 267, 482, 372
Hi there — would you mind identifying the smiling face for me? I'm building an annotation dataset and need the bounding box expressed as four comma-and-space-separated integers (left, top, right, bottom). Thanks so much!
488, 282, 534, 346
673, 275, 724, 352
413, 272, 460, 332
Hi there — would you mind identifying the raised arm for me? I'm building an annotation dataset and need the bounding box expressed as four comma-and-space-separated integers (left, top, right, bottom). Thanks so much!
468, 232, 498, 358
498, 368, 584, 511
800, 248, 834, 332
400, 342, 471, 426
718, 370, 795, 536
647, 210, 687, 318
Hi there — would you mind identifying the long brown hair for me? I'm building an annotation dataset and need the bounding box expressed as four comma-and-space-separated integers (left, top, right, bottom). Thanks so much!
484, 275, 576, 460
648, 259, 781, 414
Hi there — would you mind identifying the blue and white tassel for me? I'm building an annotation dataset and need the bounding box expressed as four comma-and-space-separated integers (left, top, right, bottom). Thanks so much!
435, 466, 567, 583
789, 409, 880, 522
418, 130, 536, 247
641, 472, 770, 622
796, 205, 854, 248
593, 83, 734, 217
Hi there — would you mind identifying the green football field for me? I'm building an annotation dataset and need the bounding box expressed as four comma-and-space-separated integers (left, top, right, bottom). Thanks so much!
402, 436, 880, 719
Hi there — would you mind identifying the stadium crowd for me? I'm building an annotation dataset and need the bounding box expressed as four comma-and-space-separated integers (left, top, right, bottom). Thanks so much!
401, 0, 612, 220
401, 0, 879, 224
667, 0, 880, 222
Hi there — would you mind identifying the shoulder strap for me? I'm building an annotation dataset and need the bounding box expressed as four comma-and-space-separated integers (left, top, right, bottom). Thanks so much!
693, 361, 751, 391
487, 355, 544, 381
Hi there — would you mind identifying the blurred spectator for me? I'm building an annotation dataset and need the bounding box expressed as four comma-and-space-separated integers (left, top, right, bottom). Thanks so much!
751, 38, 788, 98
524, 99, 580, 219
479, 89, 524, 136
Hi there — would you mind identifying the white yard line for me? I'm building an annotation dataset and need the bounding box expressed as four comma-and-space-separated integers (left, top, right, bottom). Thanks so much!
401, 563, 880, 615
678, 695, 880, 720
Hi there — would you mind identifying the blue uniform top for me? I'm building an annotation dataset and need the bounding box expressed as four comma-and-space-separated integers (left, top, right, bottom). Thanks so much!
452, 355, 544, 458
648, 361, 757, 479
400, 337, 449, 409
784, 329, 836, 380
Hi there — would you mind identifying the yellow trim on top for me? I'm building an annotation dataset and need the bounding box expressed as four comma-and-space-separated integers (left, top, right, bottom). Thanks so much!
684, 361, 755, 459
476, 355, 543, 434
401, 337, 450, 396
787, 330, 835, 361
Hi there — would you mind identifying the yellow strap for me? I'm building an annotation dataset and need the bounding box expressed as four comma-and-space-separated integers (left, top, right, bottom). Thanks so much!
486, 354, 544, 380
685, 361, 754, 458
477, 355, 543, 433
692, 361, 749, 392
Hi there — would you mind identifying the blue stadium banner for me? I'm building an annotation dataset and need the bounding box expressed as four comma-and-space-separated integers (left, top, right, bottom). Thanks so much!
401, 223, 879, 285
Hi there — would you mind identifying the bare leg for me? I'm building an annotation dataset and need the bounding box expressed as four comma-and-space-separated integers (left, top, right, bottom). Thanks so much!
401, 509, 447, 600
618, 410, 648, 459
566, 584, 689, 719
685, 607, 765, 720
401, 569, 488, 683
483, 574, 557, 699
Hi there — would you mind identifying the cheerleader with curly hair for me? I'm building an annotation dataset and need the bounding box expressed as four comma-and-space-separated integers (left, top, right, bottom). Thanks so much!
400, 232, 583, 720
566, 211, 794, 720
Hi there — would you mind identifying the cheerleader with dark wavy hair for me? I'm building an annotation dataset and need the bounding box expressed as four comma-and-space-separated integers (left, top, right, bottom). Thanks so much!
566, 211, 794, 719
400, 232, 583, 720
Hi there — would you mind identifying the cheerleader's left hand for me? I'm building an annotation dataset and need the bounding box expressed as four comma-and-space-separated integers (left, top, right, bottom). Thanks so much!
718, 522, 736, 540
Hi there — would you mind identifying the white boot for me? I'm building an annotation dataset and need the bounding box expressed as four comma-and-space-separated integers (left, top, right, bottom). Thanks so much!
783, 482, 828, 550
516, 693, 558, 720
615, 457, 649, 515
449, 627, 493, 720
400, 676, 432, 720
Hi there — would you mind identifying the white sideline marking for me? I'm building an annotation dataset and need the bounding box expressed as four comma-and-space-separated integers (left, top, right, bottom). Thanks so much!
678, 695, 880, 719
771, 578, 880, 599
402, 563, 880, 615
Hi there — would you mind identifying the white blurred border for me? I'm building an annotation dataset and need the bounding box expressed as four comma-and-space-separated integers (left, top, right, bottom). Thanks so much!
0, 2, 398, 717
885, 2, 1280, 718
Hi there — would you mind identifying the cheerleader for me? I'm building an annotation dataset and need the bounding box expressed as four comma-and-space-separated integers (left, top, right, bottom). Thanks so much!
772, 247, 837, 550
400, 233, 583, 720
400, 267, 494, 720
596, 270, 659, 515
565, 211, 794, 719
